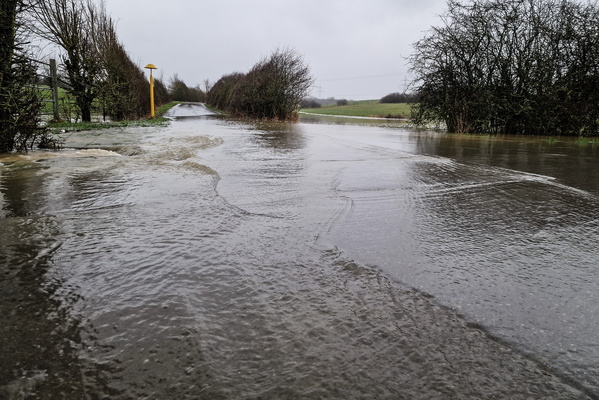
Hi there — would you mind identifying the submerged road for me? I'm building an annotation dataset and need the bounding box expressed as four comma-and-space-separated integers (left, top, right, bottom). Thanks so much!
0, 103, 596, 399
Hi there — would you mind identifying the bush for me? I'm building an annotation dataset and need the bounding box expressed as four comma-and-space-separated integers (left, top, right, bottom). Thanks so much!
96, 28, 150, 121
207, 72, 245, 111
168, 74, 206, 102
208, 48, 314, 120
410, 0, 599, 135
336, 99, 348, 106
380, 92, 419, 104
0, 54, 56, 152
153, 77, 171, 107
300, 98, 321, 108
0, 3, 58, 152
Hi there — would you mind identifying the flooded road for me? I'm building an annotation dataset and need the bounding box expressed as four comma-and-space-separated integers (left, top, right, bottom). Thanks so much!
0, 103, 597, 399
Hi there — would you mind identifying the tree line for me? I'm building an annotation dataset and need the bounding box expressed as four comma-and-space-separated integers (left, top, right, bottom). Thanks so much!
380, 92, 419, 104
30, 0, 153, 123
0, 0, 206, 153
208, 48, 313, 120
410, 0, 599, 136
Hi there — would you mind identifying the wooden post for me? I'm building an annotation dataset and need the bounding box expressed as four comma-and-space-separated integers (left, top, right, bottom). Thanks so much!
49, 59, 60, 121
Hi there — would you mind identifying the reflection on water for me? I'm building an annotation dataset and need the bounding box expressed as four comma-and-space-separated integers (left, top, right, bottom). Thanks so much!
313, 117, 599, 395
0, 109, 597, 398
0, 162, 85, 399
415, 133, 599, 195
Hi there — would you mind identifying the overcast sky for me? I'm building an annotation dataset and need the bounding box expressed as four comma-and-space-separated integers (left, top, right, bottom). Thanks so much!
104, 0, 448, 100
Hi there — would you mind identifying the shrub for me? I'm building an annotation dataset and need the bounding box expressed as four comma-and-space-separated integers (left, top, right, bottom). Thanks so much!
0, 1, 58, 152
410, 0, 599, 135
168, 74, 206, 102
300, 98, 321, 108
0, 55, 48, 152
153, 77, 170, 107
207, 72, 245, 111
380, 92, 419, 104
208, 48, 314, 120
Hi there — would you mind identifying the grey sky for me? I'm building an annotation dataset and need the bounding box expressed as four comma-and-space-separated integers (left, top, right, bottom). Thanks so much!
105, 0, 448, 100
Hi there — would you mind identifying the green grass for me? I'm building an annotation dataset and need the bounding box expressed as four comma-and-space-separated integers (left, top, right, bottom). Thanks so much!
301, 100, 413, 119
38, 86, 68, 115
47, 118, 170, 132
545, 137, 599, 145
575, 137, 599, 145
45, 101, 184, 132
155, 101, 182, 117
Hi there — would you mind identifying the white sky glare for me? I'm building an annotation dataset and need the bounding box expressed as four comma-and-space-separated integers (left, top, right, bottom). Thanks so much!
104, 0, 448, 100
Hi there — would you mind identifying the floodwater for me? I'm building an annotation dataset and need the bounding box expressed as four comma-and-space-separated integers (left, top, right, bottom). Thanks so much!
0, 103, 597, 399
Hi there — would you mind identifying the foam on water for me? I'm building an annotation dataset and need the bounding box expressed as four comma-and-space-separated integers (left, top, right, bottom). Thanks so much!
1, 106, 596, 399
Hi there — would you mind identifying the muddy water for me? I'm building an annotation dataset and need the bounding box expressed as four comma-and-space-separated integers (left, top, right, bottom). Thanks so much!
0, 104, 597, 399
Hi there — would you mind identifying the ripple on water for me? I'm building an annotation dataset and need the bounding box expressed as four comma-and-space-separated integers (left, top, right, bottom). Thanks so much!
1, 113, 595, 399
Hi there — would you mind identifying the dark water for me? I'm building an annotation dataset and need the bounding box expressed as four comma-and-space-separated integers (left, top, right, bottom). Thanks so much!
0, 104, 597, 399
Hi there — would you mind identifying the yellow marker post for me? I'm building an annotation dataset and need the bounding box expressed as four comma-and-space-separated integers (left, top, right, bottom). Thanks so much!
145, 64, 157, 118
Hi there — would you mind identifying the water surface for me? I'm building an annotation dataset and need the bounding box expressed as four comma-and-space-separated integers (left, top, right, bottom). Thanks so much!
0, 104, 596, 399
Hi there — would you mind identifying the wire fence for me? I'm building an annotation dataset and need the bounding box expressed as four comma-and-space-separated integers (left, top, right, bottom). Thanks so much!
24, 58, 61, 121
23, 57, 96, 123
28, 58, 113, 123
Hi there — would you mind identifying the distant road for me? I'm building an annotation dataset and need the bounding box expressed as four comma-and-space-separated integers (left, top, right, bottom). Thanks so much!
164, 102, 220, 118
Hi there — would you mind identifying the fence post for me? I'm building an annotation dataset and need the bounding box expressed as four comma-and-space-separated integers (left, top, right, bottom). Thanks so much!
50, 59, 60, 121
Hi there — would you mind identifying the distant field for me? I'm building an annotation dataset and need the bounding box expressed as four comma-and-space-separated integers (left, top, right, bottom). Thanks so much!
38, 86, 83, 118
301, 100, 413, 119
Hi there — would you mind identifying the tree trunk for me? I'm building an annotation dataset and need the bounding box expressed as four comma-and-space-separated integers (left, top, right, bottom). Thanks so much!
0, 0, 18, 87
80, 103, 91, 122
0, 0, 18, 152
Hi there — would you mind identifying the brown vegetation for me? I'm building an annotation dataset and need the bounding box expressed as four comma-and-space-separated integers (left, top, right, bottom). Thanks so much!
411, 0, 599, 136
0, 0, 56, 152
92, 6, 150, 121
208, 48, 313, 120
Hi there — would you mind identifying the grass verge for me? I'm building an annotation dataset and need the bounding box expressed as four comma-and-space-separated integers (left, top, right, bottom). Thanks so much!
155, 101, 183, 116
575, 137, 599, 145
46, 101, 182, 132
47, 118, 169, 132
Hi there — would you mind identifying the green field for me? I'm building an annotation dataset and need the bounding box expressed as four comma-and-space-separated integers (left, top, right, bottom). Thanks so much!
300, 100, 413, 119
37, 86, 65, 115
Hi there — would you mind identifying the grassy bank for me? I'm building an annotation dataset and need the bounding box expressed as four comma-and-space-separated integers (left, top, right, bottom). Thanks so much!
46, 101, 182, 132
301, 100, 413, 119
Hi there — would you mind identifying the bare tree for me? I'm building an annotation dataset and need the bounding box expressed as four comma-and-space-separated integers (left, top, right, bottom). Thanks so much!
410, 0, 599, 136
203, 79, 212, 97
34, 0, 99, 122
33, 0, 154, 122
